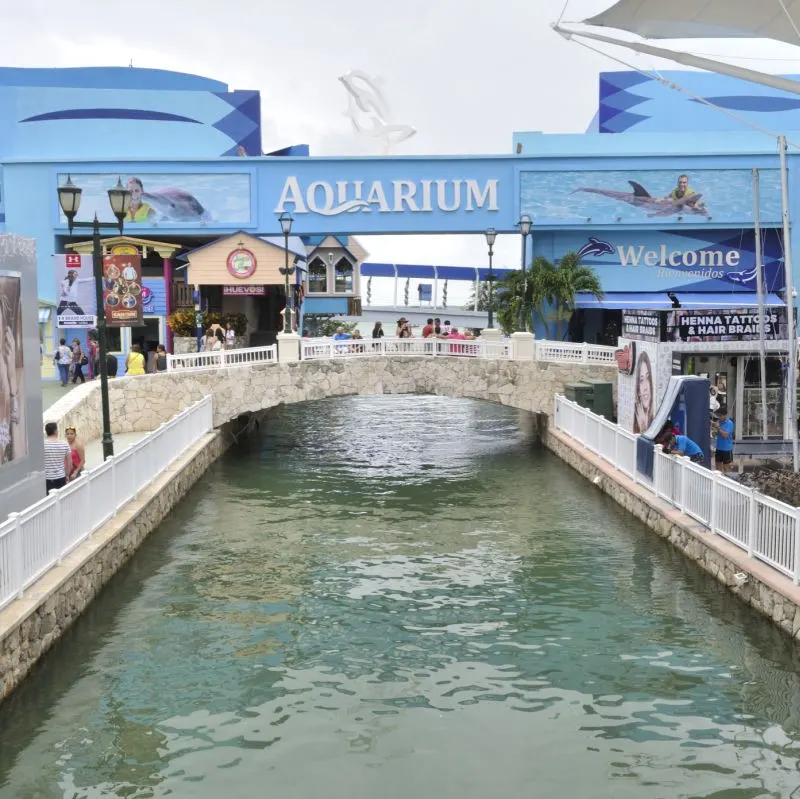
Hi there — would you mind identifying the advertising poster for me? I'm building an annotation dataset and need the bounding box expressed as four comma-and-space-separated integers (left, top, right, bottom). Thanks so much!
617, 338, 662, 434
54, 253, 96, 328
666, 308, 787, 342
520, 169, 782, 227
104, 254, 143, 327
57, 173, 251, 226
621, 310, 661, 342
0, 272, 27, 465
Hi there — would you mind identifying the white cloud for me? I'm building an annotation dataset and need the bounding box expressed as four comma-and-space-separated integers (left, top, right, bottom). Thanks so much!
3, 0, 800, 277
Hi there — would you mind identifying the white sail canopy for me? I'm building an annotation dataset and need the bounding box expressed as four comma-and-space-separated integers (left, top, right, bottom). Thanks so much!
585, 0, 800, 47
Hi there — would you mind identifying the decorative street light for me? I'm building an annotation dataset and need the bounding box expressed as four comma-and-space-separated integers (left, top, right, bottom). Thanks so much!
57, 175, 131, 460
518, 214, 532, 331
278, 211, 295, 334
484, 227, 497, 329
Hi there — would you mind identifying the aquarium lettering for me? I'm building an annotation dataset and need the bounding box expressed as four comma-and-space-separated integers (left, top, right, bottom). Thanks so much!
275, 177, 499, 215
616, 244, 740, 270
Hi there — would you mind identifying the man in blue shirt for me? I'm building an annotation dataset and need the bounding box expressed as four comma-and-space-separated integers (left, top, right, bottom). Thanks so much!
662, 432, 705, 464
713, 405, 735, 473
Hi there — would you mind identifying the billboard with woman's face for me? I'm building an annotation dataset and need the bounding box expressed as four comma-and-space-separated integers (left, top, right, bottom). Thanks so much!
633, 351, 654, 434
0, 272, 26, 464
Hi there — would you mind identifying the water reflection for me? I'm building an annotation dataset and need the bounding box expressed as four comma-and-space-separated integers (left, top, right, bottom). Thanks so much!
1, 397, 800, 798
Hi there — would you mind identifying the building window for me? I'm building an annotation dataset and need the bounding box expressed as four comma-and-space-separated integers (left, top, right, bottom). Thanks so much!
308, 257, 328, 293
334, 257, 353, 293
106, 327, 122, 353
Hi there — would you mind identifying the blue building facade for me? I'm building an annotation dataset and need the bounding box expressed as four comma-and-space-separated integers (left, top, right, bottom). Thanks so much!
0, 66, 797, 374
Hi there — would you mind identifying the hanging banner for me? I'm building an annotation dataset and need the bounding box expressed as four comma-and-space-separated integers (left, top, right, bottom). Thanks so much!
103, 254, 143, 327
54, 253, 96, 328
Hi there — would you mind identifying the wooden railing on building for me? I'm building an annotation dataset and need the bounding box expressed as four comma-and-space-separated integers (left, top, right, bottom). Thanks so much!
173, 283, 194, 308
348, 297, 362, 316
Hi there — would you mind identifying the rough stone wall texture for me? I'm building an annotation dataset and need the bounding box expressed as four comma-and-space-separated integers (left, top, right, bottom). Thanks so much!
545, 428, 800, 641
0, 431, 227, 704
44, 357, 617, 436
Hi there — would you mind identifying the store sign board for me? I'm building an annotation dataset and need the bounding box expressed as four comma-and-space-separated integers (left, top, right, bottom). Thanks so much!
621, 309, 660, 342
223, 285, 265, 296
227, 248, 257, 279
667, 308, 787, 342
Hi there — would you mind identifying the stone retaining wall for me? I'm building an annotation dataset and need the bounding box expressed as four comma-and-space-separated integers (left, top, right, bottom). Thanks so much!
44, 357, 617, 437
545, 427, 800, 640
0, 430, 228, 704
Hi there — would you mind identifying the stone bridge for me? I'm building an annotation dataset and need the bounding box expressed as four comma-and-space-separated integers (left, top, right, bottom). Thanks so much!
45, 356, 617, 440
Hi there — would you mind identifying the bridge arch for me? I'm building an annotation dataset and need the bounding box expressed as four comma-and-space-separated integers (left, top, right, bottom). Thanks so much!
46, 357, 616, 443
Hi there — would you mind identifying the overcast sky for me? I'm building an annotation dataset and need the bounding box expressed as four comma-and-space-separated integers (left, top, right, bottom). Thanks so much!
3, 0, 800, 305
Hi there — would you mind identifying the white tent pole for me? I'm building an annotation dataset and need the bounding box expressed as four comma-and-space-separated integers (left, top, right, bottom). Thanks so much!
752, 168, 769, 441
779, 135, 799, 470
553, 24, 800, 96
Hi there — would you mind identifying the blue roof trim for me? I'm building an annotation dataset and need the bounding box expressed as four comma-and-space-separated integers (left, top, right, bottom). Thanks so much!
20, 108, 201, 124
361, 263, 517, 281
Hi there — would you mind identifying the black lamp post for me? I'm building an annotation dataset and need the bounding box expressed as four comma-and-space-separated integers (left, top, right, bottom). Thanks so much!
485, 228, 497, 329
278, 211, 295, 334
518, 214, 532, 331
57, 175, 131, 460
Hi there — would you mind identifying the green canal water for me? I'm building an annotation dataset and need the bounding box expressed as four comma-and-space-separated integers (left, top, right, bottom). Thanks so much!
2, 396, 800, 798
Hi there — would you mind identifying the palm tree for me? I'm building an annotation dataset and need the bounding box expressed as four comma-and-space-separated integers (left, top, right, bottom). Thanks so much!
464, 281, 491, 312
550, 252, 604, 340
494, 252, 603, 338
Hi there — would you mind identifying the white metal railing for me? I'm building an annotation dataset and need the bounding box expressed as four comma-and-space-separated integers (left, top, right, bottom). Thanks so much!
162, 338, 616, 369
535, 340, 617, 365
0, 396, 214, 612
300, 337, 509, 360
554, 394, 800, 584
166, 345, 277, 372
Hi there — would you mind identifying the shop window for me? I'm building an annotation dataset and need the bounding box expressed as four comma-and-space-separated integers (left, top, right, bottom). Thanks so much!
106, 327, 122, 353
334, 257, 354, 293
308, 257, 328, 293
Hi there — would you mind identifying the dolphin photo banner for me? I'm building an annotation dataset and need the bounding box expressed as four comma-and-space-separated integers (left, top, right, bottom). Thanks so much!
519, 169, 782, 227
56, 173, 251, 226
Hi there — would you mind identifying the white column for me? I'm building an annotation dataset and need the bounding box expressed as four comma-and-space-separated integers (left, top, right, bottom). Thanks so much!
277, 331, 301, 362
510, 332, 535, 360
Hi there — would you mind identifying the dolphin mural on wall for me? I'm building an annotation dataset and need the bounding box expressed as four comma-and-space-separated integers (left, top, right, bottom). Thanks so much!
142, 188, 213, 223
575, 181, 709, 218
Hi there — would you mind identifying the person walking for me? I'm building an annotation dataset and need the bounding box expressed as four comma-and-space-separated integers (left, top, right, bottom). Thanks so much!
225, 322, 236, 350
54, 338, 72, 386
65, 426, 85, 481
154, 344, 168, 372
71, 337, 86, 384
125, 344, 146, 375
86, 331, 99, 380
43, 422, 72, 493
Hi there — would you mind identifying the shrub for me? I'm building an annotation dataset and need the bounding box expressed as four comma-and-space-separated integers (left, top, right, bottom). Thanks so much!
167, 310, 248, 337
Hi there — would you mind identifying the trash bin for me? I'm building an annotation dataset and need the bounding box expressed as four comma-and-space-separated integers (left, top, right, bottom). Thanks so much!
582, 379, 614, 420
564, 382, 593, 410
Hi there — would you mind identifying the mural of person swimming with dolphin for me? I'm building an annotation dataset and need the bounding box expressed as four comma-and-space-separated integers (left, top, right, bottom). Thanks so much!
576, 173, 708, 218
60, 173, 251, 226
125, 175, 214, 223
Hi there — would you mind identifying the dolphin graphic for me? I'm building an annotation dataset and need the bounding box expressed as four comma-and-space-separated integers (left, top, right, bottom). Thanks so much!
143, 188, 213, 223
575, 181, 708, 218
727, 266, 758, 285
578, 236, 614, 259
